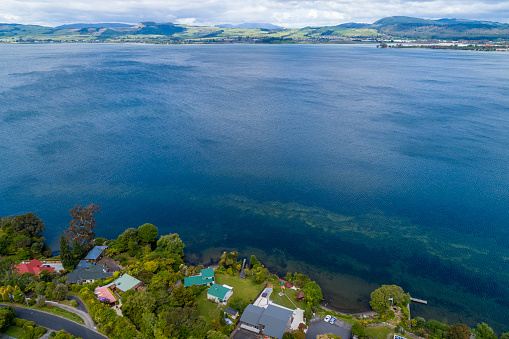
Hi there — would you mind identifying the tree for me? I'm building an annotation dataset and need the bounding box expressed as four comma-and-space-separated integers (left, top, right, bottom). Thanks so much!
228, 296, 248, 314
138, 223, 158, 244
11, 213, 45, 238
156, 234, 185, 266
501, 333, 509, 339
303, 281, 323, 307
351, 322, 366, 337
72, 240, 85, 260
206, 330, 229, 339
474, 323, 497, 339
60, 236, 75, 270
169, 285, 196, 308
449, 324, 471, 339
65, 204, 100, 248
219, 251, 238, 268
53, 284, 68, 301
369, 285, 410, 314
0, 305, 15, 329
249, 255, 260, 269
122, 292, 157, 328
283, 333, 296, 339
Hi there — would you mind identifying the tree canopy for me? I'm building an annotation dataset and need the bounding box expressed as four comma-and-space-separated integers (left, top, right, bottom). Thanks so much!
65, 204, 100, 248
369, 285, 410, 314
137, 223, 158, 244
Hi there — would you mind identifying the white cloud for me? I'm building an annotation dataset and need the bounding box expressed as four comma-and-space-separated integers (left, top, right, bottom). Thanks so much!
0, 0, 508, 27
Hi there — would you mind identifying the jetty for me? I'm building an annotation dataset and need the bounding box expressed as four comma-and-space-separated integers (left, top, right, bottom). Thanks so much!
410, 297, 427, 305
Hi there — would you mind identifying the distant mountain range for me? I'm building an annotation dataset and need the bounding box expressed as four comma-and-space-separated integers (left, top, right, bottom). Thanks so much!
215, 23, 283, 30
1, 16, 508, 42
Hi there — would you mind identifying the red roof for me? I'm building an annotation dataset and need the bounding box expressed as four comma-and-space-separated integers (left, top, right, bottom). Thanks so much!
295, 291, 305, 299
94, 286, 116, 304
14, 259, 55, 276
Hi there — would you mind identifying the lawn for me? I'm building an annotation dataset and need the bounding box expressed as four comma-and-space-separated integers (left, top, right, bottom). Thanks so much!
2, 325, 24, 338
197, 290, 222, 322
270, 288, 307, 310
34, 305, 85, 324
365, 325, 395, 339
215, 273, 264, 303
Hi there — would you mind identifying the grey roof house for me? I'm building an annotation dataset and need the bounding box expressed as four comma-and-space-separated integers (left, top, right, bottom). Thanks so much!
84, 246, 108, 264
239, 304, 294, 339
66, 265, 113, 284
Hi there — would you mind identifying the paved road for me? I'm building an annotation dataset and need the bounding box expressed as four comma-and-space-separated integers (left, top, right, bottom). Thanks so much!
46, 301, 96, 330
67, 295, 88, 314
2, 305, 106, 339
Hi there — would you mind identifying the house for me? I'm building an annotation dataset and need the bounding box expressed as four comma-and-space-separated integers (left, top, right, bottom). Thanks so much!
111, 274, 144, 293
184, 268, 214, 287
239, 304, 294, 339
14, 259, 55, 276
207, 284, 233, 303
84, 246, 108, 265
224, 307, 239, 319
94, 285, 117, 305
295, 291, 305, 300
66, 265, 114, 284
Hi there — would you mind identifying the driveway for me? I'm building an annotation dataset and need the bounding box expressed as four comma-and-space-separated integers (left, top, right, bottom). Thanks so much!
67, 295, 88, 314
306, 318, 351, 339
2, 305, 106, 339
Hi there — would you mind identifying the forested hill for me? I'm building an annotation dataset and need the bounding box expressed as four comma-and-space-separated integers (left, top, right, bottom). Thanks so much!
1, 16, 509, 43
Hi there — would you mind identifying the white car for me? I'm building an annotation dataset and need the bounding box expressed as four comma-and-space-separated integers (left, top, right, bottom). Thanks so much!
324, 315, 332, 322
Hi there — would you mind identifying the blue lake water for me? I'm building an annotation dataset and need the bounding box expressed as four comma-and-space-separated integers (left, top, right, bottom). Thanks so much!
1, 43, 508, 331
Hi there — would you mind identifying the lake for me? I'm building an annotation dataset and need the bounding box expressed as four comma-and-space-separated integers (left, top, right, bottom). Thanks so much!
1, 43, 508, 332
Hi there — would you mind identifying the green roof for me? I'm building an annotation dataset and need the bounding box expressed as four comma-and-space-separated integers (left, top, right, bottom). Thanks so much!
184, 268, 215, 287
113, 274, 142, 291
207, 284, 231, 300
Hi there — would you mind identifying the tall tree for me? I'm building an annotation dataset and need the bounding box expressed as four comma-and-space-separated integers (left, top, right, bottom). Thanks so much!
137, 223, 158, 244
11, 213, 45, 238
72, 239, 85, 260
369, 285, 410, 314
60, 236, 75, 270
65, 204, 100, 248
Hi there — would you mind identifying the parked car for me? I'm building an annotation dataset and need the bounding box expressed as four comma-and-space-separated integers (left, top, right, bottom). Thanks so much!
324, 315, 332, 322
330, 317, 337, 324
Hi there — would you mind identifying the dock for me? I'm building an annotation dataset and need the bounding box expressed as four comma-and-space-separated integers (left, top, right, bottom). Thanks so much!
410, 297, 427, 305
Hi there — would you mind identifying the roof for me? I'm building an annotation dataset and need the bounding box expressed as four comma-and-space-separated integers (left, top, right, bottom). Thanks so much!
224, 307, 239, 317
184, 268, 215, 287
84, 246, 108, 260
259, 305, 293, 339
295, 291, 305, 299
94, 286, 116, 303
14, 259, 55, 276
207, 284, 231, 299
76, 260, 92, 269
240, 304, 264, 325
201, 268, 214, 278
240, 304, 293, 339
113, 274, 142, 292
66, 265, 113, 284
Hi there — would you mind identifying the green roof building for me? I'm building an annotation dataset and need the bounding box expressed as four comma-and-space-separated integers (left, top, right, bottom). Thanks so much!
207, 284, 233, 303
112, 274, 144, 293
184, 268, 215, 287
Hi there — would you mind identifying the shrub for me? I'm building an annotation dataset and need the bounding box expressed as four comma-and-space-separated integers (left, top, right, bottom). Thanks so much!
70, 299, 78, 308
50, 331, 56, 337
15, 318, 28, 327
23, 320, 36, 328
34, 326, 47, 337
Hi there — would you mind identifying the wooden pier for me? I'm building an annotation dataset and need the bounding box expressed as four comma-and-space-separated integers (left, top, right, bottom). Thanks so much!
410, 297, 427, 305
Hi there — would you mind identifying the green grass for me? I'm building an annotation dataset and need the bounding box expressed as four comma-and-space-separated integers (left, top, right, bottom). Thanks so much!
196, 290, 222, 322
2, 325, 24, 338
33, 305, 85, 324
365, 326, 395, 339
215, 273, 264, 303
270, 288, 306, 310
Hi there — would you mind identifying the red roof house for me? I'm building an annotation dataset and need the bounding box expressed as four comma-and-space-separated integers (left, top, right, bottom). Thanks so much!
94, 285, 117, 305
14, 259, 55, 276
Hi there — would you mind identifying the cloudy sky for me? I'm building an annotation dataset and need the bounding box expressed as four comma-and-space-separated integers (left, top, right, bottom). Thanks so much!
1, 0, 509, 28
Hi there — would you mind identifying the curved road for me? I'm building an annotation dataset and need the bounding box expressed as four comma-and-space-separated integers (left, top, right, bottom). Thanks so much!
1, 305, 106, 339
67, 295, 88, 313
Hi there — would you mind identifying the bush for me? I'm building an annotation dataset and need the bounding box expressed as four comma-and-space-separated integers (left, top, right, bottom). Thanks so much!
23, 320, 36, 328
70, 299, 78, 308
50, 331, 56, 337
15, 318, 28, 327
34, 326, 47, 337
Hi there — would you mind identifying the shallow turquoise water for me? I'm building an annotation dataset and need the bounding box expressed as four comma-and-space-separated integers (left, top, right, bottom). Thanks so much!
1, 44, 508, 331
